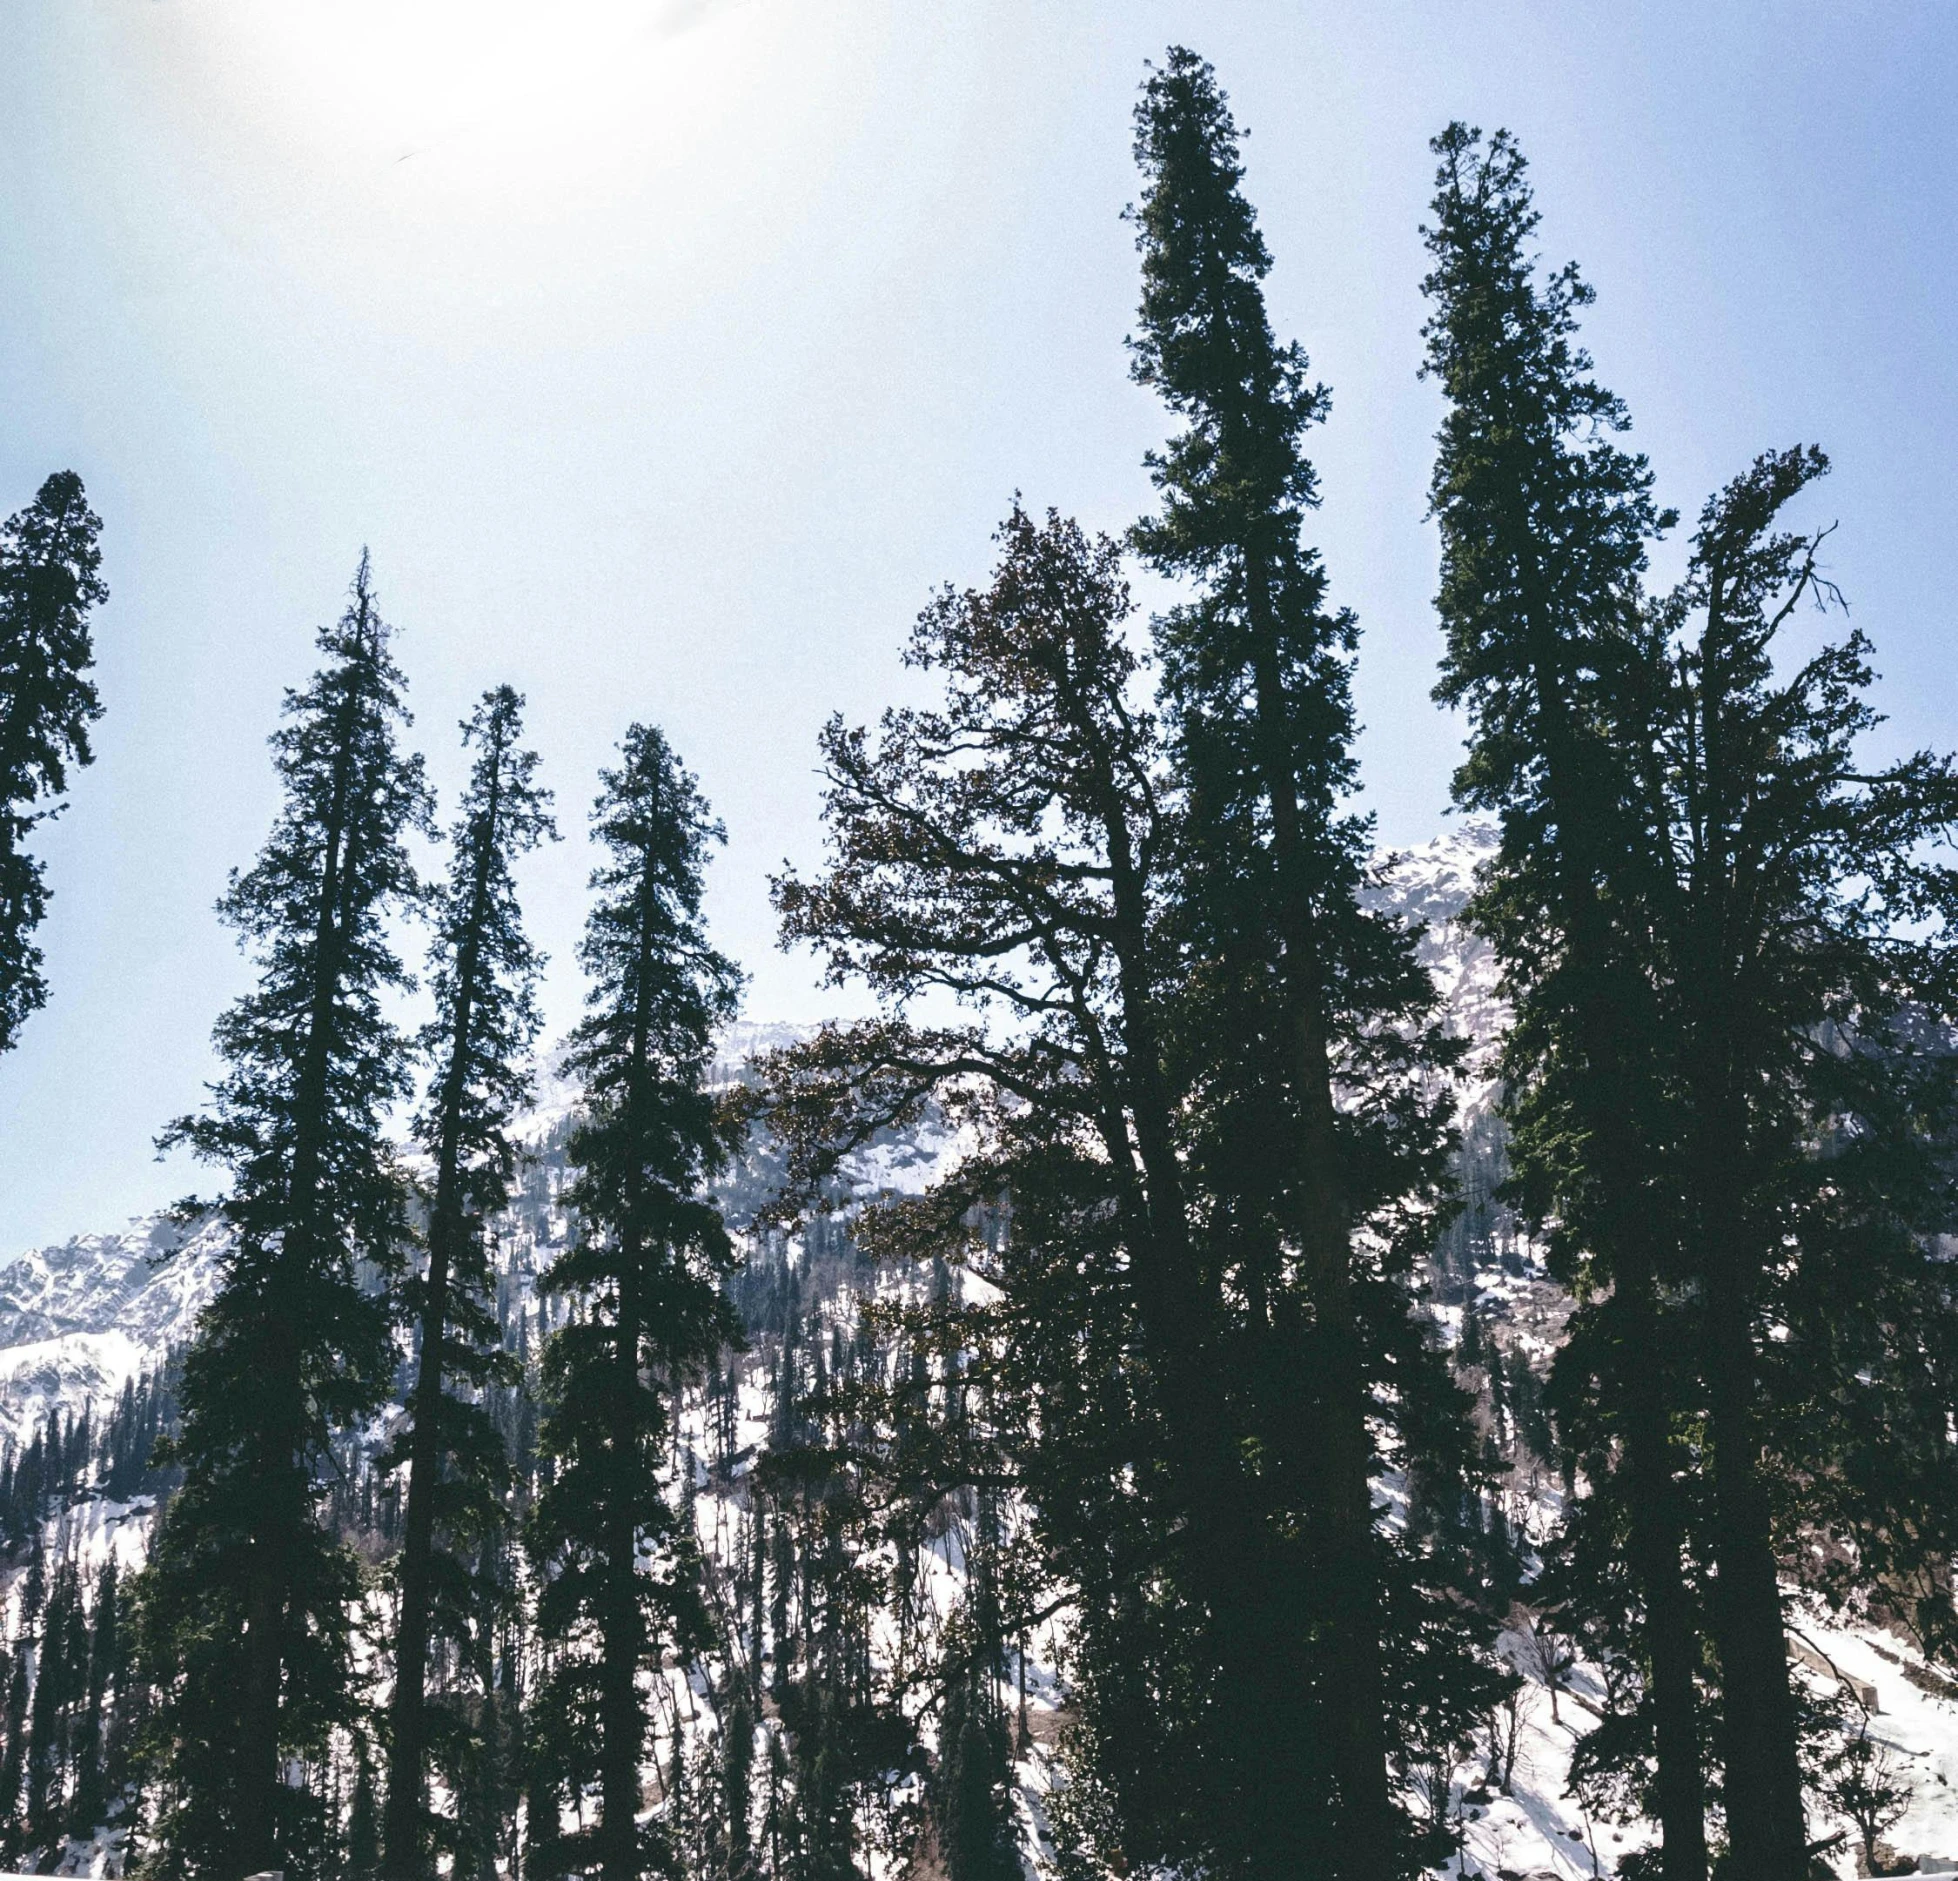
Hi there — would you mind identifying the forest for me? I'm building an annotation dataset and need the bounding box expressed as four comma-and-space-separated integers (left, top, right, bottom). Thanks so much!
3, 42, 1958, 1881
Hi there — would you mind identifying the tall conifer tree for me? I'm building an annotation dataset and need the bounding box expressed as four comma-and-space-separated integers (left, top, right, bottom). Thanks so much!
1418, 123, 1712, 1880
138, 554, 431, 1881
767, 505, 1485, 1880
384, 685, 554, 1879
0, 470, 107, 1054
1126, 51, 1485, 1875
526, 724, 742, 1881
1637, 447, 1958, 1877
71, 1558, 119, 1842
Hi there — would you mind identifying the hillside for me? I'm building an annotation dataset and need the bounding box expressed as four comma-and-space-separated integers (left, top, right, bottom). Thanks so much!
3, 828, 1957, 1878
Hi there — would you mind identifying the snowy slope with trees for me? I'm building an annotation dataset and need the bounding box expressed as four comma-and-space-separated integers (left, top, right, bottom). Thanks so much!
0, 833, 1953, 1877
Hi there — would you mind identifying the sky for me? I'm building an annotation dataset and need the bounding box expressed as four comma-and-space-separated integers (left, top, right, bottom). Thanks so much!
2, 0, 1953, 1253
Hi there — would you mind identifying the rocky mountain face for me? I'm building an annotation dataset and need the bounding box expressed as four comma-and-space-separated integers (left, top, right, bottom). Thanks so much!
0, 1217, 225, 1448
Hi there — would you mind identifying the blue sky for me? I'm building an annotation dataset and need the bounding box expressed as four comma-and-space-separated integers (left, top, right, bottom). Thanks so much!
2, 0, 1952, 1251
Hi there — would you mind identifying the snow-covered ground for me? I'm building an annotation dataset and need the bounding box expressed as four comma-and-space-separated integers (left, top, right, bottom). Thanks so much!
1428, 1601, 1958, 1880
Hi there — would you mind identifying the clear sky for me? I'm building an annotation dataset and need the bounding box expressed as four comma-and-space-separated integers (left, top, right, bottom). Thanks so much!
2, 0, 1952, 1253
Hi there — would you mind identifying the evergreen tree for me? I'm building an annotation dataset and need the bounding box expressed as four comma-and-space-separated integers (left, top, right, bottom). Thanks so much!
930, 1562, 1018, 1881
385, 685, 554, 1879
70, 1558, 119, 1840
348, 1750, 382, 1880
0, 1639, 25, 1865
1637, 447, 1958, 1877
526, 724, 743, 1881
1126, 51, 1485, 1875
1423, 124, 1958, 1880
25, 1557, 80, 1858
764, 505, 1207, 1875
138, 553, 432, 1880
1419, 121, 1711, 1881
720, 1684, 757, 1879
766, 501, 1487, 1880
0, 470, 107, 1055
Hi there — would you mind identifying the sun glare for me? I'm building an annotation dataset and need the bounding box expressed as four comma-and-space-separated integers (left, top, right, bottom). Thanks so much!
132, 0, 861, 331
165, 0, 785, 206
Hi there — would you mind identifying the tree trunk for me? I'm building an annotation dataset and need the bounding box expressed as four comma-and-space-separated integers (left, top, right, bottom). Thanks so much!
1243, 605, 1395, 1881
1702, 1205, 1807, 1879
385, 764, 497, 1880
243, 630, 365, 1878
237, 1534, 289, 1877
599, 1233, 646, 1881
1619, 1272, 1711, 1881
1521, 606, 1712, 1881
382, 1207, 451, 1881
1093, 747, 1311, 1871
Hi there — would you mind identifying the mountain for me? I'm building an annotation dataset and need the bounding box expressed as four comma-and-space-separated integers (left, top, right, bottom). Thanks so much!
0, 1215, 225, 1448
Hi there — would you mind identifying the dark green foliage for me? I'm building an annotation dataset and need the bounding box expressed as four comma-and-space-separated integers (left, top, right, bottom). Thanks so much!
0, 470, 106, 1054
0, 1638, 26, 1864
1637, 447, 1958, 1877
99, 1365, 178, 1505
0, 1399, 139, 1549
138, 552, 432, 1881
1128, 51, 1490, 1877
0, 62, 1945, 1881
739, 1264, 926, 1881
1423, 118, 1958, 1881
385, 685, 554, 1879
0, 1547, 133, 1867
1820, 1721, 1908, 1874
25, 1557, 83, 1856
929, 1566, 1018, 1881
1420, 119, 1713, 1881
763, 503, 1209, 1874
766, 493, 1492, 1881
719, 1685, 757, 1878
71, 1559, 124, 1841
525, 723, 743, 1881
348, 1750, 381, 1879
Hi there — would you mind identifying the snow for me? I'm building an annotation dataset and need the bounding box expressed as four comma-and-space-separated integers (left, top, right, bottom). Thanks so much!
0, 1332, 145, 1447
1371, 823, 1507, 1116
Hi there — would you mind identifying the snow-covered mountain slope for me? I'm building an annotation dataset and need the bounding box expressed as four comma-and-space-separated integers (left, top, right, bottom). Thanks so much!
0, 1020, 849, 1447
0, 1216, 226, 1445
20, 830, 1958, 1878
0, 841, 1500, 1457
1372, 823, 1506, 1112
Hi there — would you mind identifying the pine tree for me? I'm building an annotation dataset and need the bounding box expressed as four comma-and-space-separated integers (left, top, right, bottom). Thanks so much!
930, 1532, 1019, 1881
764, 504, 1213, 1874
1419, 121, 1712, 1881
1126, 51, 1481, 1876
385, 685, 555, 1879
1636, 446, 1958, 1877
526, 724, 743, 1881
348, 1750, 382, 1879
0, 470, 107, 1055
721, 1684, 757, 1878
0, 1639, 26, 1865
69, 1557, 119, 1840
137, 553, 432, 1880
766, 501, 1487, 1879
25, 1557, 78, 1859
